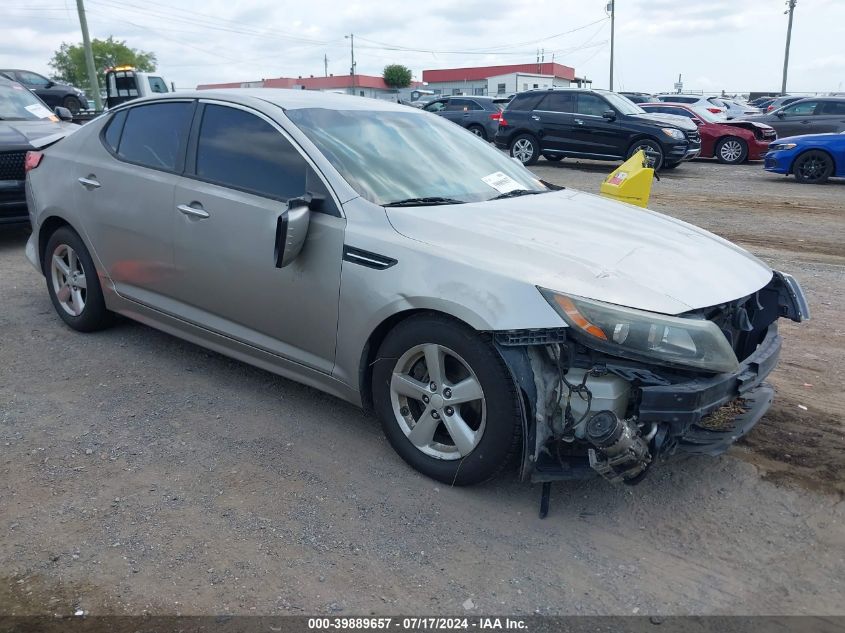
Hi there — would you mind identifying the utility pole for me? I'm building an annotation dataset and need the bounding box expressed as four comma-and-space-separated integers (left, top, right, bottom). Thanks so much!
324, 54, 328, 78
75, 0, 102, 110
781, 0, 797, 94
345, 34, 355, 91
608, 0, 615, 91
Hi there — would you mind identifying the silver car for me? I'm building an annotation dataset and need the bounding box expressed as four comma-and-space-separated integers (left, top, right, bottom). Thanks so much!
24, 90, 808, 489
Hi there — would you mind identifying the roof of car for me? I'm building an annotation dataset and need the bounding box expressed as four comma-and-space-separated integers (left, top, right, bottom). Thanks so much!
131, 88, 421, 113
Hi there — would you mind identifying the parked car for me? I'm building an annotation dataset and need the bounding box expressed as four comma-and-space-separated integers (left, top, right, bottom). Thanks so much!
0, 69, 87, 114
422, 96, 504, 140
749, 96, 778, 108
0, 76, 75, 225
654, 94, 727, 118
24, 89, 808, 487
739, 97, 845, 137
640, 102, 777, 163
763, 95, 804, 113
764, 132, 845, 184
717, 98, 761, 119
495, 88, 700, 170
619, 92, 653, 104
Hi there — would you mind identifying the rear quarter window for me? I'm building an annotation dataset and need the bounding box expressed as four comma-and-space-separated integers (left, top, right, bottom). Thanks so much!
102, 110, 127, 153
506, 92, 546, 111
117, 101, 194, 171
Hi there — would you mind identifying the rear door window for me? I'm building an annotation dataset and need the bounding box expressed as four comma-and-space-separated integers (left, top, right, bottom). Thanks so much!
820, 101, 845, 115
538, 92, 575, 113
194, 104, 307, 200
117, 101, 194, 171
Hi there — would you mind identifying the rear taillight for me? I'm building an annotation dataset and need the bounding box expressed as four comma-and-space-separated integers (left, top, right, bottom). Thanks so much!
24, 151, 43, 173
497, 115, 508, 127
767, 105, 774, 112
706, 107, 723, 114
489, 112, 501, 121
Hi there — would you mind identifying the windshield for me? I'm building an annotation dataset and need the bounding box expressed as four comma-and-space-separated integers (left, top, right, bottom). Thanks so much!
0, 82, 56, 121
285, 108, 547, 205
605, 92, 645, 115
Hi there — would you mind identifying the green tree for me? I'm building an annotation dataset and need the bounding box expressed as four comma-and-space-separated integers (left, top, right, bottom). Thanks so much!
382, 64, 413, 89
49, 36, 157, 92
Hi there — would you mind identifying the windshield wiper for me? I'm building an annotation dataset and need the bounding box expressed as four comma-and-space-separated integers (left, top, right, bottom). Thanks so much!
383, 196, 466, 207
490, 189, 547, 201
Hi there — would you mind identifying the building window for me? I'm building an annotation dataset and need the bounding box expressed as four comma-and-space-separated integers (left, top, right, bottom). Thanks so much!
533, 83, 539, 89
497, 83, 506, 94
452, 88, 461, 95
359, 90, 365, 96
473, 87, 485, 95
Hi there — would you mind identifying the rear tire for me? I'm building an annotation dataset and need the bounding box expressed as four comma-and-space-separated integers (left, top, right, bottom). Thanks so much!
467, 124, 487, 141
716, 136, 748, 164
509, 133, 540, 165
793, 150, 833, 184
627, 139, 664, 170
372, 314, 522, 486
62, 95, 83, 114
43, 227, 113, 332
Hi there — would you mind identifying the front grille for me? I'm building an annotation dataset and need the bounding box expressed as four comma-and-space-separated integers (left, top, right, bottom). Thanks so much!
0, 151, 26, 181
685, 130, 701, 144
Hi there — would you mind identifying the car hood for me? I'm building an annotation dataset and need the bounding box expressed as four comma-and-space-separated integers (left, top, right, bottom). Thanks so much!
0, 119, 75, 149
630, 112, 697, 131
385, 189, 773, 315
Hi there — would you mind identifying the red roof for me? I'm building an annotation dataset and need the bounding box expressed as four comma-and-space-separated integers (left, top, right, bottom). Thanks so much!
422, 62, 575, 83
198, 74, 422, 91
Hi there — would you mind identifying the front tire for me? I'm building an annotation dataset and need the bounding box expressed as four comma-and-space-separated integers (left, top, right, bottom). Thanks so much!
627, 139, 664, 170
509, 133, 540, 165
793, 150, 833, 184
716, 136, 748, 164
43, 227, 112, 332
372, 314, 522, 486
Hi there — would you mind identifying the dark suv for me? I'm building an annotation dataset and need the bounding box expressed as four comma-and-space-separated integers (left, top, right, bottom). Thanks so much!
423, 96, 504, 141
494, 88, 700, 170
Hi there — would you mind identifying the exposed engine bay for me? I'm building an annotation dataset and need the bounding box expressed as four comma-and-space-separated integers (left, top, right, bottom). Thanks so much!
494, 271, 809, 504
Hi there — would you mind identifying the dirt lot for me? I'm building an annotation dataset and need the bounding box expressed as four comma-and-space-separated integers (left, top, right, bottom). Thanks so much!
1, 159, 844, 617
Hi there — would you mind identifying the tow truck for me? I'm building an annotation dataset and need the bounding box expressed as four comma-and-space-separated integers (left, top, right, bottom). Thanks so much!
72, 66, 172, 123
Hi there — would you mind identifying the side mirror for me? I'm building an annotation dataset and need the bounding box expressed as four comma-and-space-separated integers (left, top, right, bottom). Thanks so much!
54, 106, 73, 121
274, 194, 320, 268
602, 110, 616, 121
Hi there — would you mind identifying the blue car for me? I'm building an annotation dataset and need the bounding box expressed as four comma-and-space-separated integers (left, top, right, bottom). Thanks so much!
764, 132, 845, 184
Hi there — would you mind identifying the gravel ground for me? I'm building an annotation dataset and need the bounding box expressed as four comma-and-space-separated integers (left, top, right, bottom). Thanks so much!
1, 159, 844, 616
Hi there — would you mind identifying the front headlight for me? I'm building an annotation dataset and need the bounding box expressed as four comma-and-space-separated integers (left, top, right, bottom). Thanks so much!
661, 127, 686, 140
539, 289, 739, 374
770, 143, 796, 151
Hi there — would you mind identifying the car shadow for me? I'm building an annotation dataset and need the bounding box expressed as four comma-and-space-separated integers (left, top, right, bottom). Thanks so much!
0, 224, 31, 254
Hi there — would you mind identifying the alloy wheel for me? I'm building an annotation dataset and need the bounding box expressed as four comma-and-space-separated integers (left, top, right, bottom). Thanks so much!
720, 139, 743, 163
50, 244, 87, 317
512, 138, 534, 163
798, 157, 827, 181
389, 343, 486, 460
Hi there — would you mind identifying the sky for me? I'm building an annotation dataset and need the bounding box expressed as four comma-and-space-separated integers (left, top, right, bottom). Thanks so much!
3, 0, 845, 94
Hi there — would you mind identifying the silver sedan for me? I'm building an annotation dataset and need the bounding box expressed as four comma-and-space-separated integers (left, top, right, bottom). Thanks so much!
24, 89, 808, 488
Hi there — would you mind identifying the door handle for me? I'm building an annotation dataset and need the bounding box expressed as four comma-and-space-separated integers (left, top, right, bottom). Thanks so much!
574, 119, 584, 125
77, 176, 101, 189
531, 115, 540, 121
177, 203, 210, 219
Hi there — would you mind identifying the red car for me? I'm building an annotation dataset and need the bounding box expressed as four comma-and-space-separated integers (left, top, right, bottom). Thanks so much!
640, 102, 777, 164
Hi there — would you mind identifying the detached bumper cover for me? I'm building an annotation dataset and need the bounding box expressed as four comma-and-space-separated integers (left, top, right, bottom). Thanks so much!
639, 324, 781, 455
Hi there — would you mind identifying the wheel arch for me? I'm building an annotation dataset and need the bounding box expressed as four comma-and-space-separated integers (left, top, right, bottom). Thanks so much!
507, 128, 540, 146
357, 307, 487, 411
37, 215, 74, 274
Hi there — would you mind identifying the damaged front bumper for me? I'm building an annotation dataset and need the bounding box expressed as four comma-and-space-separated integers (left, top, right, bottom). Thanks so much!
496, 271, 809, 485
